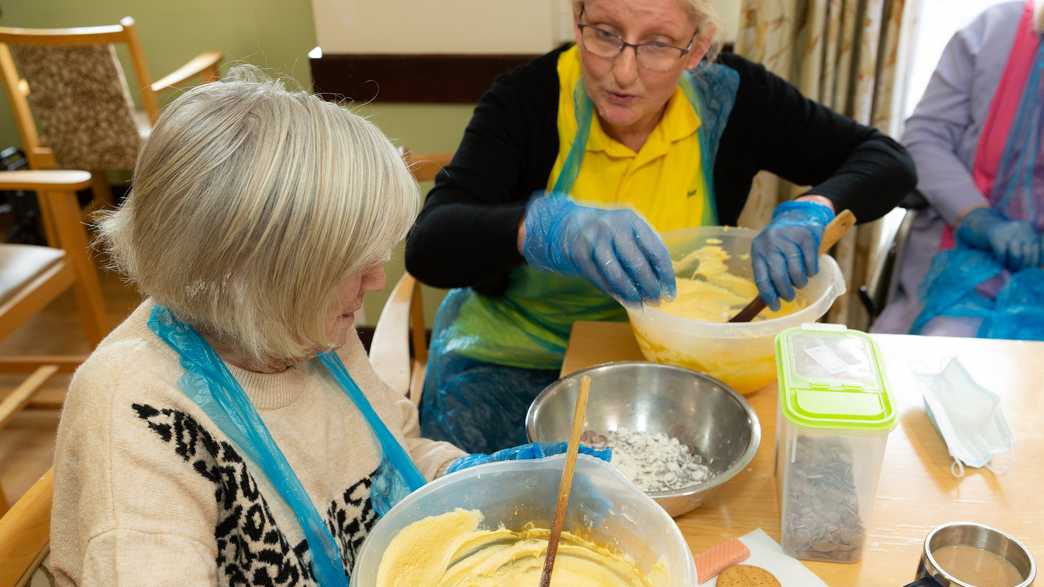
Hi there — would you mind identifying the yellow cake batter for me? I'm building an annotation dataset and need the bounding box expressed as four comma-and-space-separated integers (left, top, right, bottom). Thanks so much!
376, 509, 667, 587
633, 242, 807, 393
665, 242, 802, 322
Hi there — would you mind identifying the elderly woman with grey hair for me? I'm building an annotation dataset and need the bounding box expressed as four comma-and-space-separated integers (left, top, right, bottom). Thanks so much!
407, 0, 918, 453
48, 69, 601, 586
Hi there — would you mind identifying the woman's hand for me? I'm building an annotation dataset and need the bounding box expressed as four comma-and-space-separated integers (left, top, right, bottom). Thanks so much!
444, 442, 612, 475
751, 199, 836, 310
521, 193, 676, 304
957, 207, 1041, 272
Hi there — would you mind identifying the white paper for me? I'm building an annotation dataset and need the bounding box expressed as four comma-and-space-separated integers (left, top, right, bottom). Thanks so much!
804, 344, 849, 375
697, 529, 827, 586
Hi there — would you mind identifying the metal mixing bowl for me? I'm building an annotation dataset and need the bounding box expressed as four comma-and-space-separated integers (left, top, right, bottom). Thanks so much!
525, 361, 761, 517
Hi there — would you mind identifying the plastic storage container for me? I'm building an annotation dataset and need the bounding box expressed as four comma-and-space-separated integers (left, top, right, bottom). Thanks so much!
627, 227, 846, 395
351, 454, 695, 586
774, 323, 896, 563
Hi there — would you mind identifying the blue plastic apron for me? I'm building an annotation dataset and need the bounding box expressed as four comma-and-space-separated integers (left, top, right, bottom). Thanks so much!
418, 61, 740, 452
913, 34, 1044, 339
441, 61, 740, 371
148, 305, 425, 586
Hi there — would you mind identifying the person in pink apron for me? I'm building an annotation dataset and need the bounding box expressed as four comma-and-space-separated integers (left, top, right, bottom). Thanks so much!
874, 0, 1044, 338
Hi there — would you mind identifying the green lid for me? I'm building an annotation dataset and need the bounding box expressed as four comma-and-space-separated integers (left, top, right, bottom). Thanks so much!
775, 323, 895, 431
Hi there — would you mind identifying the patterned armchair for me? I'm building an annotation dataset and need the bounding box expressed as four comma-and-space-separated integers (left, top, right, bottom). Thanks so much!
0, 17, 221, 228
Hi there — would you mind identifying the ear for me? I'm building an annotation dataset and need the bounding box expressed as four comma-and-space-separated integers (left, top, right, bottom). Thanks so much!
686, 24, 717, 69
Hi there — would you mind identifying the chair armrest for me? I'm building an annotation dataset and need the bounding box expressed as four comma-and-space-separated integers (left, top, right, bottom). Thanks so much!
0, 469, 53, 587
0, 170, 91, 192
900, 189, 929, 210
151, 51, 223, 93
370, 273, 426, 401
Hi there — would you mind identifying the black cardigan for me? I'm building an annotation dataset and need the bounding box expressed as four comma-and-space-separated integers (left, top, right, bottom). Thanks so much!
405, 46, 917, 296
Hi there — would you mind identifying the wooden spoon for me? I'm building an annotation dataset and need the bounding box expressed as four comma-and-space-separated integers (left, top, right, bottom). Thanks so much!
539, 374, 592, 587
728, 209, 856, 323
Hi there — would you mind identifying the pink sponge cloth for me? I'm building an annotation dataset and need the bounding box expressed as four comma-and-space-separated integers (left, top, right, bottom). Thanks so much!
695, 538, 751, 583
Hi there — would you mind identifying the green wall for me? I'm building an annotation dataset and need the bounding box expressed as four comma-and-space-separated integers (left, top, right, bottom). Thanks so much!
0, 0, 470, 326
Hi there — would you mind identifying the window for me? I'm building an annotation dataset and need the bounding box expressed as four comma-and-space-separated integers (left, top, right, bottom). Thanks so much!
899, 0, 1017, 126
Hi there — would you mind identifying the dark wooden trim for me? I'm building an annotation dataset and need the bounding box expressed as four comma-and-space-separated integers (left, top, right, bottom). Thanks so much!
310, 53, 537, 103
309, 43, 735, 104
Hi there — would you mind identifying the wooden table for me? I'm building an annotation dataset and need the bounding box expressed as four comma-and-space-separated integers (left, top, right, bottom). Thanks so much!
562, 321, 1044, 586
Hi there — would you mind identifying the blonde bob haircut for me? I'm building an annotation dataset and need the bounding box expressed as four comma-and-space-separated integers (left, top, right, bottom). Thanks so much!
99, 66, 419, 362
573, 0, 724, 62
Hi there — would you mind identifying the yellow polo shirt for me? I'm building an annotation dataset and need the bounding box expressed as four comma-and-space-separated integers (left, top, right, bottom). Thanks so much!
548, 46, 713, 232
446, 47, 718, 371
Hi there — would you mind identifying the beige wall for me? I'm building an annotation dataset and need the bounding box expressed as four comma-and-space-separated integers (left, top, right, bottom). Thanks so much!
713, 0, 740, 42
312, 0, 559, 54
312, 0, 740, 55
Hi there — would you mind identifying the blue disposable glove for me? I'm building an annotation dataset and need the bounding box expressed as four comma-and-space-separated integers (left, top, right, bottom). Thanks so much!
956, 207, 1040, 273
445, 441, 613, 475
751, 200, 835, 311
522, 193, 676, 304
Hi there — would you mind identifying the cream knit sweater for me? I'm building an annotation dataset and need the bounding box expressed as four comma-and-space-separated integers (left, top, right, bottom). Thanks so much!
48, 300, 464, 585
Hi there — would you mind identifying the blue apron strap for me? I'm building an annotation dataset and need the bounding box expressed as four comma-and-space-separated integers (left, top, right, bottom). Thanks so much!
552, 83, 596, 195
680, 71, 717, 224
149, 305, 349, 587
317, 352, 426, 491
682, 64, 740, 226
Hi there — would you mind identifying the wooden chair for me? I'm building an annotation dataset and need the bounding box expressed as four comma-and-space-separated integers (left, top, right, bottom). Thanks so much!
0, 468, 52, 587
0, 170, 109, 514
369, 151, 452, 404
0, 18, 222, 219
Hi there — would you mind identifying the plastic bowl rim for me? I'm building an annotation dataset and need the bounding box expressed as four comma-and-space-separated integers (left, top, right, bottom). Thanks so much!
627, 255, 846, 337
355, 453, 694, 581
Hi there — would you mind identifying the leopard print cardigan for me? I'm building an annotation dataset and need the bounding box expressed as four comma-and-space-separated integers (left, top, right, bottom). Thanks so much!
131, 402, 378, 584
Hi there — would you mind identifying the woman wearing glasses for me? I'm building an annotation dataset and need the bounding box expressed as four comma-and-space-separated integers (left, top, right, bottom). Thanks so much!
406, 0, 917, 452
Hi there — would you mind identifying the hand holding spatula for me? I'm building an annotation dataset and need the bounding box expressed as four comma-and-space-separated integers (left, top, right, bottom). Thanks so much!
729, 209, 856, 323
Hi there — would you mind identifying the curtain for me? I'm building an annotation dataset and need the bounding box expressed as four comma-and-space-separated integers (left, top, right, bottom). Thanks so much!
735, 0, 906, 328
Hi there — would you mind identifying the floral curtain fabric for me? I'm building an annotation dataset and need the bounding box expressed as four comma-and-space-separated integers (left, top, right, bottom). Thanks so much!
735, 0, 906, 327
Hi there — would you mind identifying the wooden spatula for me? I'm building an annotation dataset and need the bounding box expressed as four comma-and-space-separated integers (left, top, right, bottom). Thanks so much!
539, 375, 592, 587
728, 209, 856, 323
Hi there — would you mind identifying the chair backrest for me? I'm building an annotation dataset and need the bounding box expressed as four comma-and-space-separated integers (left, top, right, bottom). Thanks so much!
0, 18, 156, 171
399, 148, 452, 183
370, 272, 427, 404
369, 151, 452, 403
859, 206, 920, 320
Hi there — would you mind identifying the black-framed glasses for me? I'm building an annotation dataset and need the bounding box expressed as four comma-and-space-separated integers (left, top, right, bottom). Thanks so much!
577, 5, 697, 72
